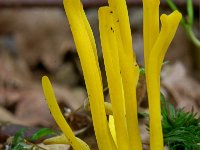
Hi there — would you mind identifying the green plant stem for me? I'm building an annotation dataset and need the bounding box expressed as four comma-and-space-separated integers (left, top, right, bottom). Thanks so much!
186, 0, 193, 25
165, 0, 178, 11
185, 0, 200, 48
186, 26, 200, 48
166, 0, 200, 48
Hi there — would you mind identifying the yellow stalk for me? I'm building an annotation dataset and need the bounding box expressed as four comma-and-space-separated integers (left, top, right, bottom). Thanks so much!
142, 0, 160, 149
113, 19, 142, 150
63, 1, 116, 150
98, 6, 130, 150
44, 134, 91, 149
84, 100, 113, 115
104, 102, 113, 115
108, 115, 117, 146
42, 76, 89, 150
143, 0, 160, 68
79, 3, 102, 79
79, 5, 97, 63
44, 134, 69, 145
147, 11, 182, 150
107, 0, 142, 149
158, 11, 182, 64
108, 0, 135, 59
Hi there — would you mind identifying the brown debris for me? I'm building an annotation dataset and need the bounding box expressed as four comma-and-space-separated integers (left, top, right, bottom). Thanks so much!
162, 62, 200, 112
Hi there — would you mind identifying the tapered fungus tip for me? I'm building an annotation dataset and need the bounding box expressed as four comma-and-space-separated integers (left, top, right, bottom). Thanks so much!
143, 0, 160, 6
160, 14, 168, 23
173, 10, 182, 20
160, 10, 182, 27
42, 76, 47, 80
167, 10, 182, 21
42, 76, 49, 85
42, 76, 45, 82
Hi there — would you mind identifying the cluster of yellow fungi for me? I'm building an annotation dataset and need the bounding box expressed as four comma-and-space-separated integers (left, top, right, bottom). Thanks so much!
42, 0, 182, 149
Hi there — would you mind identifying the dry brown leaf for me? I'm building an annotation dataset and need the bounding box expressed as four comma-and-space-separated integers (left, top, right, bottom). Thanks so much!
162, 62, 200, 112
0, 106, 27, 125
0, 9, 75, 71
14, 84, 86, 127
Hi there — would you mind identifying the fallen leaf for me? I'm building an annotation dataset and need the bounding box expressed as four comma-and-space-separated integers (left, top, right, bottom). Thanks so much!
162, 62, 200, 112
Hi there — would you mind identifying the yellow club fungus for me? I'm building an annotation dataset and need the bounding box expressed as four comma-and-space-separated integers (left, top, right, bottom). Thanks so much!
145, 10, 182, 150
42, 76, 89, 150
143, 0, 182, 149
63, 0, 116, 150
106, 0, 143, 149
143, 0, 160, 67
99, 6, 130, 149
41, 0, 182, 149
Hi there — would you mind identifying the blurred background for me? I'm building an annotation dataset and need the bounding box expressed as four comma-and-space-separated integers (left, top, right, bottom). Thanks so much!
0, 0, 199, 149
